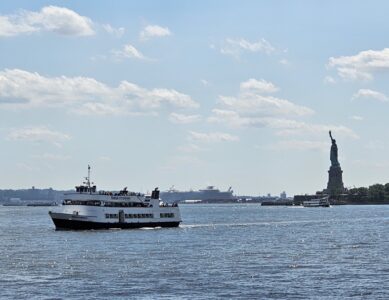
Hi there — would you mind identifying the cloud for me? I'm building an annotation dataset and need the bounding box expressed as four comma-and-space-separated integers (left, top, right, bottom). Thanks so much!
0, 69, 199, 115
111, 43, 147, 60
220, 38, 275, 58
32, 153, 71, 160
240, 78, 279, 94
7, 126, 71, 145
16, 162, 37, 171
0, 6, 94, 37
352, 89, 388, 102
218, 79, 313, 117
99, 156, 112, 161
208, 109, 265, 127
265, 140, 328, 151
208, 79, 358, 139
328, 48, 389, 81
323, 76, 336, 84
140, 25, 171, 41
200, 79, 210, 86
102, 24, 124, 37
279, 59, 290, 66
350, 115, 364, 121
177, 143, 208, 153
209, 109, 358, 139
74, 102, 125, 116
188, 131, 239, 143
169, 112, 201, 124
271, 121, 358, 139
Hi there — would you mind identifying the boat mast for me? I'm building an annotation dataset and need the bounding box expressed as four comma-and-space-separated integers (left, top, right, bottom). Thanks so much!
87, 165, 91, 188
84, 165, 91, 190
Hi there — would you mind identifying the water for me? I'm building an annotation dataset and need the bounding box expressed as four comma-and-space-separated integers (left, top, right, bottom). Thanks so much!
0, 204, 388, 299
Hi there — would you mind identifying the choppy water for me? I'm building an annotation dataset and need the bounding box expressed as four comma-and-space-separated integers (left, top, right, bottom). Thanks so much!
0, 204, 388, 299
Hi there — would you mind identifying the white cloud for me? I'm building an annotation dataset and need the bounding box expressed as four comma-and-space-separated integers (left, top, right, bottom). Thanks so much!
350, 115, 364, 121
200, 79, 210, 86
328, 48, 389, 81
111, 43, 147, 60
352, 89, 388, 102
324, 76, 336, 84
169, 113, 201, 124
7, 126, 71, 145
208, 109, 265, 128
209, 79, 357, 140
0, 6, 94, 37
218, 79, 313, 117
102, 24, 124, 37
140, 25, 171, 41
75, 102, 125, 116
32, 153, 71, 160
337, 68, 372, 81
240, 78, 279, 94
279, 59, 290, 66
221, 38, 275, 58
99, 156, 112, 161
0, 69, 199, 115
178, 143, 207, 153
266, 140, 328, 151
16, 162, 36, 171
270, 120, 359, 139
188, 131, 239, 143
209, 109, 358, 139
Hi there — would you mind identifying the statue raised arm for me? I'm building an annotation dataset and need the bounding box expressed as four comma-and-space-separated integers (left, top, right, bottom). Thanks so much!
329, 130, 334, 142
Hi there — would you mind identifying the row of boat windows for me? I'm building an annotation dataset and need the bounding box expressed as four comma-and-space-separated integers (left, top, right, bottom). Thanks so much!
105, 213, 154, 219
105, 213, 175, 219
160, 213, 175, 218
104, 202, 148, 207
63, 200, 148, 207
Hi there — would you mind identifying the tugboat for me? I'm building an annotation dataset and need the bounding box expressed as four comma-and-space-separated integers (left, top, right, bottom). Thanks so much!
48, 166, 181, 230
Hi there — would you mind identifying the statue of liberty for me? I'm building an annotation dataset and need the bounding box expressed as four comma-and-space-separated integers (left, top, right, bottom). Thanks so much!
329, 131, 339, 167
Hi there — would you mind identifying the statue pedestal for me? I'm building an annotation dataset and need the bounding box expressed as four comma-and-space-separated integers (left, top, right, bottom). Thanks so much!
327, 165, 344, 195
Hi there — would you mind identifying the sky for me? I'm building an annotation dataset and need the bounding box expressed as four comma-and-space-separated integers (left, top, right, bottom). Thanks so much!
1, 1, 389, 196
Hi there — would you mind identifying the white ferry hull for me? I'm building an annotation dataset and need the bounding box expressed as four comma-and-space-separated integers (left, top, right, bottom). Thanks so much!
303, 203, 330, 208
49, 211, 180, 230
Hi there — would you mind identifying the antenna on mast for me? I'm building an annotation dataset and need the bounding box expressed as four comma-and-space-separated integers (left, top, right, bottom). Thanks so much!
86, 165, 91, 188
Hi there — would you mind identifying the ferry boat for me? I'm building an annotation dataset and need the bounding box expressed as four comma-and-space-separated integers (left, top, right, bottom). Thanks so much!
48, 166, 181, 230
303, 196, 330, 208
160, 185, 236, 203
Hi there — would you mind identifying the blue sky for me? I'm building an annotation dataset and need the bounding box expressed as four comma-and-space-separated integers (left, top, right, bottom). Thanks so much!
1, 1, 389, 196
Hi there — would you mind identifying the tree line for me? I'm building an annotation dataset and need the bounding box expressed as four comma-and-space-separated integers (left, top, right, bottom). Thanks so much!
348, 183, 389, 203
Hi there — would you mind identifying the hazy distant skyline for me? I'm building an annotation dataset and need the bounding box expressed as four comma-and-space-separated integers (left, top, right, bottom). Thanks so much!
1, 1, 389, 195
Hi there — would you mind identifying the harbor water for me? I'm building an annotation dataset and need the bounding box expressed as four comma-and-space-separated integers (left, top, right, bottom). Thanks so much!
0, 204, 388, 299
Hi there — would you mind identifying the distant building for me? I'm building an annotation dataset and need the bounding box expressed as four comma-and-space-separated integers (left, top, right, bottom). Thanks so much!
280, 191, 287, 199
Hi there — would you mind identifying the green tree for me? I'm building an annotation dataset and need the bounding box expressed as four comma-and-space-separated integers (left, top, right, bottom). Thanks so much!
368, 184, 385, 201
383, 183, 389, 201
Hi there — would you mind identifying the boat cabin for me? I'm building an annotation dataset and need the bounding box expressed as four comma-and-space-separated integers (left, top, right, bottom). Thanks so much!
75, 185, 97, 193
